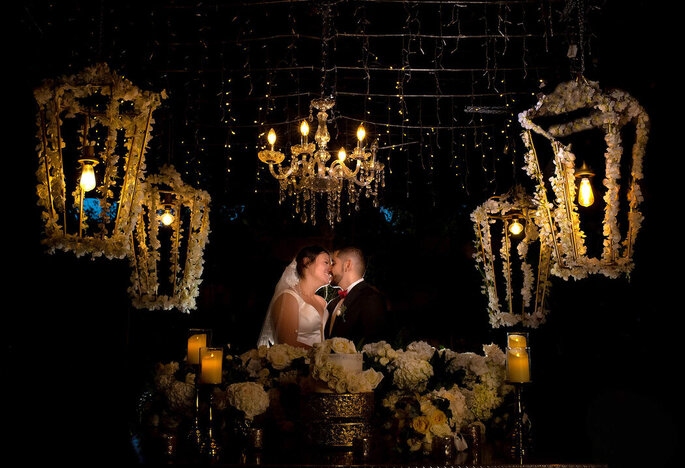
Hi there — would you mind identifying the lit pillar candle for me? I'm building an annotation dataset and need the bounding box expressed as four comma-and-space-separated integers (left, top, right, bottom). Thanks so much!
508, 334, 527, 348
199, 348, 223, 384
507, 348, 531, 383
187, 333, 208, 365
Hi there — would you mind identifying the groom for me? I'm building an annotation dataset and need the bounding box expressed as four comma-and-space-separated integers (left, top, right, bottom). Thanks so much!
326, 246, 388, 345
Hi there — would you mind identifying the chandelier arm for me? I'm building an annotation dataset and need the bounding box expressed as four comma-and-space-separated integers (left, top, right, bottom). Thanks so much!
268, 163, 295, 180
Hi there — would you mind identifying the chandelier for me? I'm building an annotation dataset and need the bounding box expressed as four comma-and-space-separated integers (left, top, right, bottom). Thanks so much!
257, 96, 385, 226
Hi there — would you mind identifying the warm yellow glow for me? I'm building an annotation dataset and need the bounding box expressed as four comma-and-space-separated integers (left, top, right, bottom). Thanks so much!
80, 163, 96, 192
161, 209, 174, 226
300, 120, 309, 136
199, 347, 223, 384
578, 177, 595, 207
506, 347, 530, 383
509, 219, 523, 236
356, 125, 366, 142
508, 334, 527, 348
267, 128, 277, 146
187, 333, 207, 365
338, 148, 347, 162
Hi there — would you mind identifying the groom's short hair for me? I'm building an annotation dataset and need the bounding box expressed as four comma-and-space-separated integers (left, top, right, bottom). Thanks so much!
337, 246, 366, 275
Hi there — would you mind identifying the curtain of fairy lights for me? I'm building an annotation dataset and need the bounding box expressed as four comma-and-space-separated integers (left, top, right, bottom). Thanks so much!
42, 0, 568, 222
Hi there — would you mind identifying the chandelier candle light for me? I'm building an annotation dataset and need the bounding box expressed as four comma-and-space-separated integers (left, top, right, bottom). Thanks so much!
257, 96, 385, 226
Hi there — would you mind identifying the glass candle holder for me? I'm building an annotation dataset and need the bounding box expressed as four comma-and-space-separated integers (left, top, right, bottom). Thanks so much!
507, 331, 528, 349
506, 331, 531, 383
199, 347, 223, 384
187, 328, 212, 365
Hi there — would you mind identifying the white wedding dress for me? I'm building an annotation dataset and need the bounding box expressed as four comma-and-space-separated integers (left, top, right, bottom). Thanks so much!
257, 261, 328, 347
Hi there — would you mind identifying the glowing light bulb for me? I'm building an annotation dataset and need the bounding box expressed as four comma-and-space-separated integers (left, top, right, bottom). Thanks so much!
576, 162, 595, 207
161, 208, 174, 226
356, 125, 366, 142
267, 128, 277, 146
578, 177, 595, 207
300, 120, 309, 136
509, 219, 523, 236
80, 163, 96, 192
338, 148, 347, 162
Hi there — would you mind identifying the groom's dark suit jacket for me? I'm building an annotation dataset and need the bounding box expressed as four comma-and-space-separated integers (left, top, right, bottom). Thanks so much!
326, 281, 388, 346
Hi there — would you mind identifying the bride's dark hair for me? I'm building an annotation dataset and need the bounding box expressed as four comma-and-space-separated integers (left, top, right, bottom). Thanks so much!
295, 245, 328, 278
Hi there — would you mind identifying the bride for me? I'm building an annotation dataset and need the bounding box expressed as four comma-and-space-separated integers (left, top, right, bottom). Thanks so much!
257, 246, 332, 348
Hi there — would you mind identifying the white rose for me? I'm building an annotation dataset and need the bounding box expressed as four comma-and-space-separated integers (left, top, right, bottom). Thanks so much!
330, 337, 356, 354
361, 368, 384, 389
226, 382, 270, 420
267, 345, 292, 370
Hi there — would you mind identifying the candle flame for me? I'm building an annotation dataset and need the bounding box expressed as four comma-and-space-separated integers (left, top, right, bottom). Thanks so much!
267, 128, 277, 146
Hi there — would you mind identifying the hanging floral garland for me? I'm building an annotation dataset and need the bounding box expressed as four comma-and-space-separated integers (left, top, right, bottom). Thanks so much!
128, 165, 211, 312
470, 186, 553, 328
518, 78, 649, 279
33, 63, 165, 259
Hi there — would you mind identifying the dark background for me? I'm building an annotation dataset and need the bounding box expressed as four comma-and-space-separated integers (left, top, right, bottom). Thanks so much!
6, 1, 680, 466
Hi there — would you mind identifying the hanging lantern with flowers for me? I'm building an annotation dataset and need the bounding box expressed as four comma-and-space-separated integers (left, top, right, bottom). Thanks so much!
33, 63, 165, 259
128, 165, 211, 313
471, 186, 554, 328
518, 78, 649, 280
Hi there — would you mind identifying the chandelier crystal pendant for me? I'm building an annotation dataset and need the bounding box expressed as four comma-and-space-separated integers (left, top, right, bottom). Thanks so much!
257, 96, 385, 226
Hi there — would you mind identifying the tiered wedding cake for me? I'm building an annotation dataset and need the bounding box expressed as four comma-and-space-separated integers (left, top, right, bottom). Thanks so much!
301, 339, 382, 447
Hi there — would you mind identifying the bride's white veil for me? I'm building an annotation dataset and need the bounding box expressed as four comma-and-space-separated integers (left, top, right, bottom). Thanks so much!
257, 259, 299, 347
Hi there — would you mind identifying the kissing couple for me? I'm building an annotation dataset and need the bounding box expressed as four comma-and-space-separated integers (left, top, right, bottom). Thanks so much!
257, 245, 388, 349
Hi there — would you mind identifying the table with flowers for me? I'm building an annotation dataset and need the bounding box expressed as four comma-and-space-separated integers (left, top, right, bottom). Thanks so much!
133, 337, 605, 467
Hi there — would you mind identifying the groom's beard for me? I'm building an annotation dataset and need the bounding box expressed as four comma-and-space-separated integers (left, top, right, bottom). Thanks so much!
330, 273, 342, 286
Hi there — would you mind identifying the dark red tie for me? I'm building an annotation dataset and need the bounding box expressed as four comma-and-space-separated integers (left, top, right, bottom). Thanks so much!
337, 289, 347, 298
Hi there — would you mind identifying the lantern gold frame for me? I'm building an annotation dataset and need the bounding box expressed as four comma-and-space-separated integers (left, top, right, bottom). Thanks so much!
33, 63, 164, 258
471, 186, 553, 328
519, 78, 649, 279
128, 165, 211, 312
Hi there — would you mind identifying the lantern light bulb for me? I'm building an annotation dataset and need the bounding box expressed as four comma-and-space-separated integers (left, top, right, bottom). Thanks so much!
80, 163, 96, 192
161, 209, 174, 226
338, 148, 347, 162
300, 120, 309, 136
509, 219, 524, 236
578, 177, 595, 207
267, 128, 277, 146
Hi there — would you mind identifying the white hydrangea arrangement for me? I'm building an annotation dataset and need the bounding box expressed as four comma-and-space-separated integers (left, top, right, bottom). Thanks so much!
137, 361, 197, 433
365, 341, 511, 454
214, 381, 270, 421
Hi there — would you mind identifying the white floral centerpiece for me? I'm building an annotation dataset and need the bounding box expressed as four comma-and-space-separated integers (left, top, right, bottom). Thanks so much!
364, 341, 511, 454
214, 381, 270, 421
237, 343, 310, 388
136, 361, 196, 437
310, 338, 384, 393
